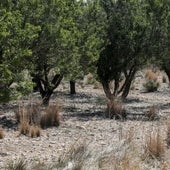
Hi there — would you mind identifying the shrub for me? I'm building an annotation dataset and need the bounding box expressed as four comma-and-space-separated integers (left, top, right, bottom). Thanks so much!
40, 104, 61, 128
145, 106, 158, 121
143, 129, 165, 160
15, 103, 41, 125
145, 69, 158, 81
143, 80, 159, 92
29, 125, 41, 138
106, 100, 126, 119
144, 69, 159, 92
0, 128, 4, 139
19, 121, 30, 136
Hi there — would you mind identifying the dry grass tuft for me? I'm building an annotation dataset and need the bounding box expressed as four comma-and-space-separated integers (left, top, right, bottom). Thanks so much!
106, 100, 126, 119
143, 129, 165, 160
6, 159, 27, 170
145, 69, 158, 81
0, 128, 4, 139
99, 152, 140, 170
144, 69, 159, 92
19, 121, 30, 136
29, 125, 41, 138
40, 104, 61, 128
15, 103, 41, 125
16, 103, 41, 137
55, 141, 87, 170
145, 105, 158, 121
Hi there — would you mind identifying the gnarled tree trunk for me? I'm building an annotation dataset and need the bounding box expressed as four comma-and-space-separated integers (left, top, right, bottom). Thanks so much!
32, 74, 63, 105
70, 80, 76, 95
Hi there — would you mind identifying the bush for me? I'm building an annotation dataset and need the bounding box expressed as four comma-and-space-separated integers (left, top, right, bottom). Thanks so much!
106, 100, 126, 119
144, 69, 159, 92
143, 80, 159, 92
40, 105, 61, 128
15, 103, 41, 125
145, 106, 158, 120
29, 125, 41, 138
143, 129, 165, 160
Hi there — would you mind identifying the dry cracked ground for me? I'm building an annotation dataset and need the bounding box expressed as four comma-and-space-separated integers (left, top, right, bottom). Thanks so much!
0, 71, 170, 170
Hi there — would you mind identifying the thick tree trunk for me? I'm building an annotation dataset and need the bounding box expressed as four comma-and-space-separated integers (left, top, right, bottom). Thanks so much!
32, 74, 63, 106
70, 80, 76, 95
121, 69, 136, 100
42, 89, 53, 106
102, 81, 114, 101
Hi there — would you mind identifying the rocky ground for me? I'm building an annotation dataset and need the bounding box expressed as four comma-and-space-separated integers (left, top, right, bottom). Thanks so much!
0, 71, 170, 170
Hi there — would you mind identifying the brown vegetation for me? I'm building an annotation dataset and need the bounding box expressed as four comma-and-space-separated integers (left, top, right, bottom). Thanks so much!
40, 104, 61, 128
143, 129, 165, 160
106, 100, 126, 119
144, 69, 159, 92
0, 128, 4, 139
145, 106, 158, 120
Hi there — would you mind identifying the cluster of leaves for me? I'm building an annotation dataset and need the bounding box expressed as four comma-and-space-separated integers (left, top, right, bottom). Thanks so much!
0, 0, 106, 103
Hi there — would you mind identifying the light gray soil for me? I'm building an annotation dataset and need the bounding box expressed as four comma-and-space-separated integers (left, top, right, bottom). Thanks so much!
0, 72, 170, 169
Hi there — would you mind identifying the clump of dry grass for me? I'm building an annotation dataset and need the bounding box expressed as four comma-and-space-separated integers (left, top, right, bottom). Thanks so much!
106, 100, 126, 119
144, 69, 159, 92
6, 159, 27, 170
143, 129, 165, 160
0, 128, 4, 139
16, 103, 41, 137
29, 125, 41, 138
145, 69, 158, 81
145, 106, 158, 121
15, 103, 41, 125
16, 103, 61, 136
55, 140, 87, 170
40, 105, 61, 128
19, 121, 30, 136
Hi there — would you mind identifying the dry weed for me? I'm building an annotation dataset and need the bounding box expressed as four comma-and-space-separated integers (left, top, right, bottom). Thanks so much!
55, 140, 87, 170
99, 152, 140, 170
106, 100, 126, 119
145, 106, 158, 121
0, 128, 4, 139
144, 69, 159, 92
40, 104, 61, 128
6, 159, 27, 170
145, 69, 158, 81
29, 125, 41, 138
143, 129, 165, 160
19, 121, 30, 136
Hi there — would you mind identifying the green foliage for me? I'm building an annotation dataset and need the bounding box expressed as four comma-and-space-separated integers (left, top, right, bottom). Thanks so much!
143, 80, 160, 92
0, 1, 40, 102
97, 0, 155, 100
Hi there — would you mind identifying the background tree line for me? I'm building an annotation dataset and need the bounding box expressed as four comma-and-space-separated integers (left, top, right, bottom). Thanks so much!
0, 0, 170, 105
